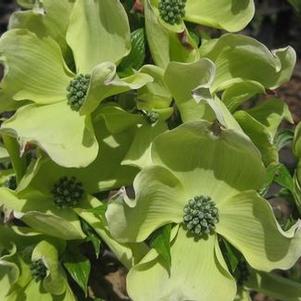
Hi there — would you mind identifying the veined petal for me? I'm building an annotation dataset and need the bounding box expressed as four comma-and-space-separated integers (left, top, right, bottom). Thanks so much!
0, 29, 73, 104
185, 0, 255, 32
8, 0, 75, 56
106, 166, 186, 243
217, 191, 301, 271
152, 121, 266, 203
17, 117, 138, 194
66, 0, 131, 74
1, 102, 98, 168
127, 227, 236, 301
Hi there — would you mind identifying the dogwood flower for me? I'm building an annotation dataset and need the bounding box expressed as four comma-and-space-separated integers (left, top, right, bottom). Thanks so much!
0, 0, 152, 168
0, 225, 74, 300
106, 121, 301, 301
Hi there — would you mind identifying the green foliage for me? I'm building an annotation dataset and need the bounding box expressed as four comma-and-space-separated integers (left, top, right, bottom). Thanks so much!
149, 224, 172, 273
63, 247, 91, 296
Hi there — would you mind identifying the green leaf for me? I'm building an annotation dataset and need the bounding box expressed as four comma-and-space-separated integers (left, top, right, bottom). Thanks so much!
63, 250, 91, 296
273, 163, 294, 193
149, 224, 172, 273
119, 28, 146, 73
81, 219, 103, 258
66, 0, 131, 73
222, 240, 240, 274
293, 122, 301, 157
274, 129, 294, 151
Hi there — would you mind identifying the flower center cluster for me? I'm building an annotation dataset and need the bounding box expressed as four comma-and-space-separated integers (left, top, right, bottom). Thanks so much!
66, 74, 91, 111
143, 110, 160, 124
5, 176, 17, 190
183, 196, 219, 237
51, 176, 84, 208
158, 0, 186, 25
30, 259, 47, 281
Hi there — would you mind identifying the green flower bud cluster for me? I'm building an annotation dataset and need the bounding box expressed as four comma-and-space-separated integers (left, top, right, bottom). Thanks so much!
66, 74, 91, 111
5, 175, 17, 190
143, 110, 160, 124
158, 0, 186, 25
51, 176, 84, 208
30, 259, 47, 282
183, 196, 219, 237
236, 260, 250, 286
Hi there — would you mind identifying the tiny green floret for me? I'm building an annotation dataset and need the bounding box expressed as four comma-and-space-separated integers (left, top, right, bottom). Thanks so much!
183, 196, 219, 238
30, 259, 47, 282
52, 176, 84, 208
5, 175, 17, 190
143, 110, 160, 124
66, 74, 91, 111
158, 0, 186, 25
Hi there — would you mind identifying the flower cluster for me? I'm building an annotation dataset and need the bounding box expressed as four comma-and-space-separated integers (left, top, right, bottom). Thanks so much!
66, 74, 91, 111
158, 0, 186, 25
30, 259, 48, 282
183, 196, 219, 237
51, 176, 84, 208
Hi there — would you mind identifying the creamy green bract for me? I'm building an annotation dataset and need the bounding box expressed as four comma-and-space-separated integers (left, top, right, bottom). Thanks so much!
106, 122, 301, 301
